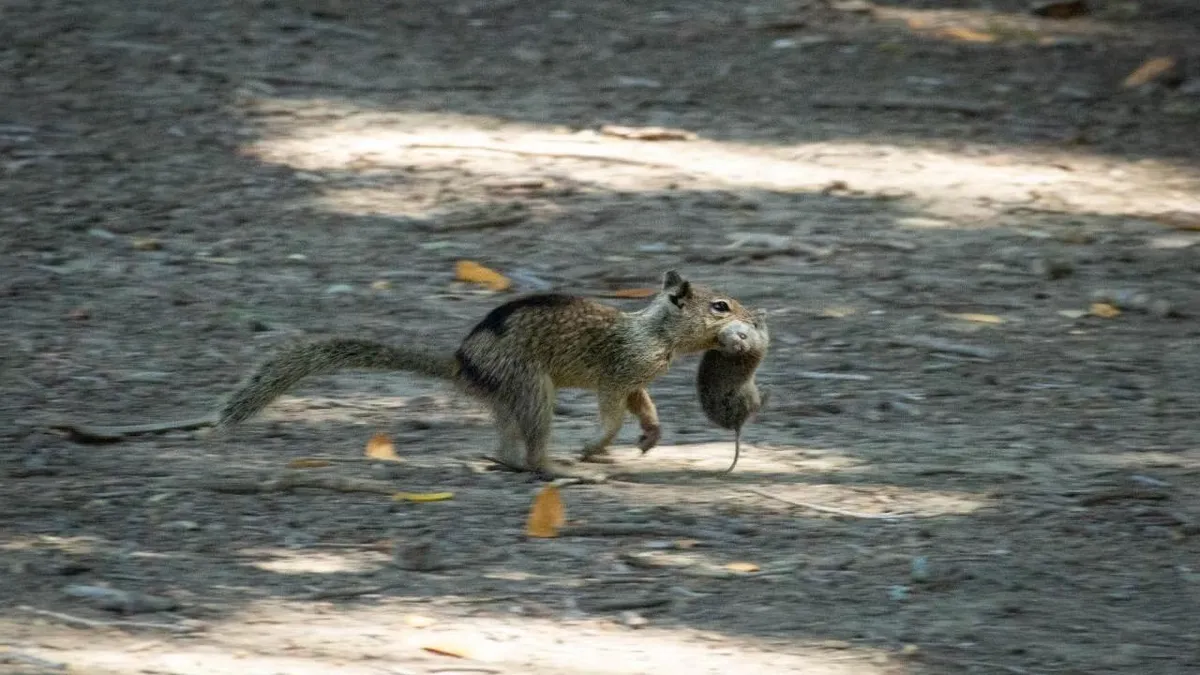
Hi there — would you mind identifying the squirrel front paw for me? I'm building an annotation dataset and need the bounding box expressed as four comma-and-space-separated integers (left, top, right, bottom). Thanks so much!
637, 424, 662, 454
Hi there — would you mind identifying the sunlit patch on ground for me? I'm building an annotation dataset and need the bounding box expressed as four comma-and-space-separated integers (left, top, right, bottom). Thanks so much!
237, 547, 391, 575
0, 603, 897, 675
242, 112, 1200, 224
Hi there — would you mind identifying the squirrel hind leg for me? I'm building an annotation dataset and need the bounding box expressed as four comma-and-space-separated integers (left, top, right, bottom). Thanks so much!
579, 390, 630, 463
486, 371, 556, 472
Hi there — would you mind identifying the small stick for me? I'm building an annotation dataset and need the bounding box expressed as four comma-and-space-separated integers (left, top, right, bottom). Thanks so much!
18, 606, 204, 634
558, 523, 735, 541
191, 67, 494, 92
809, 95, 1000, 115
887, 336, 1002, 360
745, 488, 914, 520
297, 584, 397, 601
579, 595, 673, 612
402, 143, 680, 170
200, 472, 397, 495
50, 416, 217, 443
1077, 487, 1169, 506
796, 371, 873, 382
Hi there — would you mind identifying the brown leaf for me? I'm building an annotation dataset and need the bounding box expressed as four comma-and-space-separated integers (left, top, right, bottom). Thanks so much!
942, 312, 1005, 324
724, 561, 761, 573
132, 238, 163, 251
287, 458, 332, 469
392, 492, 454, 502
1150, 211, 1200, 231
599, 124, 697, 141
1090, 302, 1121, 319
455, 260, 512, 292
525, 485, 567, 538
936, 27, 997, 43
421, 642, 473, 659
1123, 57, 1178, 88
365, 433, 401, 462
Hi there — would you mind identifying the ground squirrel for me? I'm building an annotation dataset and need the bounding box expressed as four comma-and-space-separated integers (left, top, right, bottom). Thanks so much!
215, 270, 756, 480
696, 308, 769, 473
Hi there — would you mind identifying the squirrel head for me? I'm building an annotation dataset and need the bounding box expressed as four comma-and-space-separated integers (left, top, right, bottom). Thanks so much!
652, 270, 758, 354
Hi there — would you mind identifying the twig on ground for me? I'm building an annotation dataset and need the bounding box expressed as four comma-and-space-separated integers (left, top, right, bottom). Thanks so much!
200, 472, 397, 495
579, 595, 673, 612
191, 67, 494, 92
558, 523, 736, 541
796, 371, 873, 382
402, 143, 680, 169
1077, 487, 1170, 506
745, 488, 914, 520
50, 416, 216, 443
18, 606, 204, 634
810, 95, 1000, 115
887, 336, 1003, 360
957, 661, 1038, 675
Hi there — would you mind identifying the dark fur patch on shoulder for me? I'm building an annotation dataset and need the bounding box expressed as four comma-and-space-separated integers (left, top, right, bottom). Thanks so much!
455, 348, 502, 394
467, 293, 579, 337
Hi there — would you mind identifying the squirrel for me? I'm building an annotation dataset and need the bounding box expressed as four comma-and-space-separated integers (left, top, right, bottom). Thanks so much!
696, 308, 769, 473
213, 270, 757, 481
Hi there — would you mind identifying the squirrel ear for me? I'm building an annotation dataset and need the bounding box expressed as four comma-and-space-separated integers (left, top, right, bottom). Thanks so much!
662, 270, 684, 290
667, 280, 691, 308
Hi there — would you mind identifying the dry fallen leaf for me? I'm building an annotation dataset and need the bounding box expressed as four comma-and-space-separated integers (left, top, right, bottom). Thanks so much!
132, 238, 163, 251
393, 492, 454, 503
365, 433, 401, 462
724, 561, 761, 573
1150, 211, 1200, 231
936, 27, 997, 43
287, 458, 332, 469
1090, 302, 1121, 319
370, 279, 391, 291
455, 260, 512, 292
942, 312, 1005, 325
599, 124, 697, 141
1122, 57, 1178, 89
421, 642, 474, 659
820, 306, 856, 318
525, 485, 567, 538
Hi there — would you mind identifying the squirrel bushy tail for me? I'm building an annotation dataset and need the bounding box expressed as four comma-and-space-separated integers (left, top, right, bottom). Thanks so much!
216, 338, 457, 427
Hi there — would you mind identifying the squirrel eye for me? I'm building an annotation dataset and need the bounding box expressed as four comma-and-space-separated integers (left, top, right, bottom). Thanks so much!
710, 300, 730, 313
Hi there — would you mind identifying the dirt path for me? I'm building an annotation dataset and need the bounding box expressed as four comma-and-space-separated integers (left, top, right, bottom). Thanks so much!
3, 1, 1200, 674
